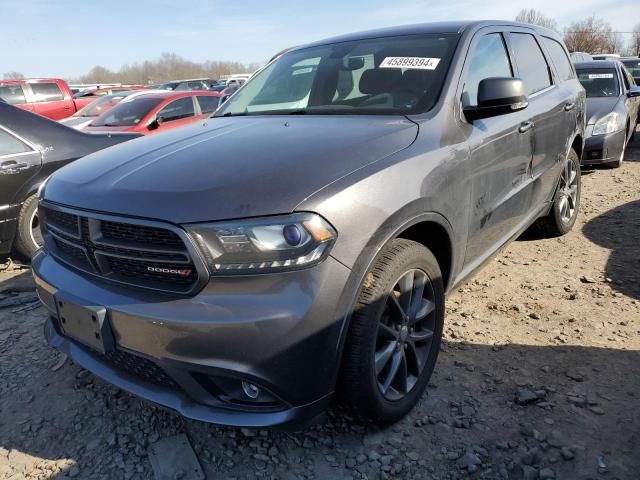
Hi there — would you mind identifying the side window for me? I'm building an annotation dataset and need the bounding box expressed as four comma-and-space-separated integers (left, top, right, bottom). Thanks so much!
30, 82, 64, 102
620, 68, 630, 90
509, 33, 552, 95
157, 97, 195, 122
197, 95, 220, 114
542, 37, 575, 81
0, 84, 27, 104
0, 129, 32, 157
462, 33, 513, 107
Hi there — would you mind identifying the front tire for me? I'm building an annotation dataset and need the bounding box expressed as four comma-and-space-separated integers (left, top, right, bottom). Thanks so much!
533, 148, 581, 237
14, 194, 43, 258
339, 239, 445, 424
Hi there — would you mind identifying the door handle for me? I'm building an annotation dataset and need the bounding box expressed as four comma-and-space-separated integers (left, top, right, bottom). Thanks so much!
518, 121, 534, 133
564, 102, 575, 111
0, 160, 29, 174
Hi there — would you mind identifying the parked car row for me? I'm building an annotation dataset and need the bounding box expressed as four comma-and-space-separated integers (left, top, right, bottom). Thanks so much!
574, 59, 640, 167
0, 78, 78, 120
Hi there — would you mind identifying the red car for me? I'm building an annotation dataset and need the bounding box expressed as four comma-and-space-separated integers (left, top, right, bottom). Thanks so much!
85, 91, 222, 135
0, 78, 77, 120
73, 85, 148, 110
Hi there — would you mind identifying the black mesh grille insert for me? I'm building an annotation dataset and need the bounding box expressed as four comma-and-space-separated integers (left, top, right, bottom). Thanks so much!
103, 349, 181, 391
46, 209, 79, 235
101, 221, 184, 248
52, 238, 90, 269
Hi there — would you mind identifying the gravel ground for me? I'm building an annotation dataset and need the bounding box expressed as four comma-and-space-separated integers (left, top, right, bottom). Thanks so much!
1, 132, 639, 480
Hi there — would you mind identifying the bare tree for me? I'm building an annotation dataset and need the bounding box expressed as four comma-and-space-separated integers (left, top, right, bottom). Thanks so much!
564, 16, 614, 54
73, 53, 259, 85
515, 9, 558, 31
2, 71, 25, 80
629, 23, 640, 56
606, 32, 625, 55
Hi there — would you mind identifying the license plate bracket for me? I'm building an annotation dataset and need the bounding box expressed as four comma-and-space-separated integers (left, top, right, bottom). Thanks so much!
55, 293, 115, 354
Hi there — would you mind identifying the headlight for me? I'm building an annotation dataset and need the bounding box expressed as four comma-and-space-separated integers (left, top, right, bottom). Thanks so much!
185, 213, 337, 274
592, 112, 620, 136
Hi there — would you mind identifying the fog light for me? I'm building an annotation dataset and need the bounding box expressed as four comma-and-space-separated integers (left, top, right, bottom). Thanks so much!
242, 381, 261, 399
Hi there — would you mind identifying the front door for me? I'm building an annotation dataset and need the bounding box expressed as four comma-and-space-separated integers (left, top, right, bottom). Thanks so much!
458, 30, 534, 268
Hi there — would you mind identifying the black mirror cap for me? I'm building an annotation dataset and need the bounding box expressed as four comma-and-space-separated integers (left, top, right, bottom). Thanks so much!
464, 77, 528, 121
147, 118, 159, 130
627, 86, 640, 98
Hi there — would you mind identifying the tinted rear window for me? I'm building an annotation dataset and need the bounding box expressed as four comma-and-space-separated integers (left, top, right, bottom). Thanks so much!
509, 33, 552, 95
91, 97, 163, 127
542, 37, 575, 81
31, 82, 64, 102
576, 69, 620, 97
0, 84, 26, 104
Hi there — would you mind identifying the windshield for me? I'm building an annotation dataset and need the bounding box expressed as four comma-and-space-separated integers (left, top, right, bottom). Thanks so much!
74, 95, 126, 117
621, 59, 640, 79
576, 69, 620, 97
216, 34, 458, 117
91, 97, 163, 127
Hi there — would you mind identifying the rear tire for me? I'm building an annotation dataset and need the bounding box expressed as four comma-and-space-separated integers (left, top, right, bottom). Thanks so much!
533, 148, 581, 237
14, 194, 43, 258
339, 239, 444, 424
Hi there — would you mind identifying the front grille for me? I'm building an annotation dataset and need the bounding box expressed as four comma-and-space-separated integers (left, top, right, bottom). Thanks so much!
46, 209, 80, 236
103, 349, 181, 391
101, 221, 184, 248
40, 204, 201, 294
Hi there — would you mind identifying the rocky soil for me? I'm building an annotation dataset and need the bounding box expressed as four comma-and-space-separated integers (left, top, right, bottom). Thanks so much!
0, 134, 639, 480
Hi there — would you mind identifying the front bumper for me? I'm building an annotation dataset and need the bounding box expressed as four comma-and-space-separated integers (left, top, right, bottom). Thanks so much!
581, 127, 626, 165
33, 248, 352, 427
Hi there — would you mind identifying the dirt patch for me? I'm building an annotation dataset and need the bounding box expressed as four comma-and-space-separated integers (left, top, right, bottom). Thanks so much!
1, 134, 639, 480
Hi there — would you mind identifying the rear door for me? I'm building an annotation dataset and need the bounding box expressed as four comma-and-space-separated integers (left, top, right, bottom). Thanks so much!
27, 81, 73, 119
0, 83, 33, 112
459, 29, 535, 267
154, 96, 198, 133
506, 30, 570, 208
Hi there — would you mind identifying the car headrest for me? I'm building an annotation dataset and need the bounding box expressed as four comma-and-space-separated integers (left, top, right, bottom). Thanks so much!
400, 70, 433, 91
359, 69, 402, 95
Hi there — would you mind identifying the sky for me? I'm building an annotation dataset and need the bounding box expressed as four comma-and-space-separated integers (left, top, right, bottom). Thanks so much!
0, 0, 637, 78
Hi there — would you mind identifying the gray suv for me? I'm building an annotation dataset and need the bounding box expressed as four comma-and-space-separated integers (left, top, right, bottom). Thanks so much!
33, 21, 585, 427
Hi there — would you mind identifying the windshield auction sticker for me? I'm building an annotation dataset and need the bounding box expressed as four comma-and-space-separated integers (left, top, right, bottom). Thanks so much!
588, 73, 614, 79
379, 57, 441, 70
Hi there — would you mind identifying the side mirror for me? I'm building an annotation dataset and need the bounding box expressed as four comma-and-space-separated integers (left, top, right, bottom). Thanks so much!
147, 117, 162, 130
463, 77, 528, 121
627, 86, 640, 98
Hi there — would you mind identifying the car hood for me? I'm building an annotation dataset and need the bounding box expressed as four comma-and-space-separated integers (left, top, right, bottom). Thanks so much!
44, 116, 418, 223
586, 97, 619, 125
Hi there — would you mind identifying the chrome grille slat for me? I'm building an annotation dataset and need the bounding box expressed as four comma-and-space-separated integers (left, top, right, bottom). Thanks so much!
40, 204, 203, 294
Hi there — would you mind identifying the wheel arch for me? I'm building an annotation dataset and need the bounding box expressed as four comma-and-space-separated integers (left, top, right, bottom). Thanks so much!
332, 208, 456, 391
571, 133, 584, 161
